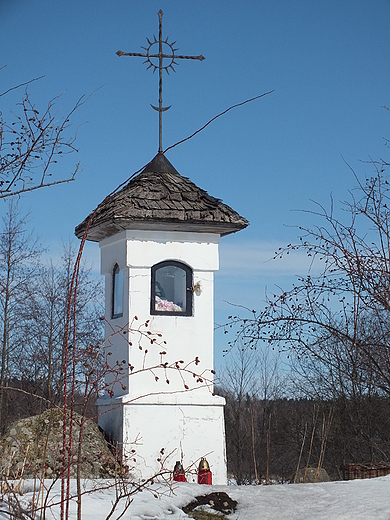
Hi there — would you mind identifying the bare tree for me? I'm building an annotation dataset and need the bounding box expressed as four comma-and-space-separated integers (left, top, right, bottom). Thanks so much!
0, 200, 42, 430
226, 147, 390, 399
16, 242, 104, 407
219, 341, 285, 483
219, 344, 257, 483
0, 76, 86, 198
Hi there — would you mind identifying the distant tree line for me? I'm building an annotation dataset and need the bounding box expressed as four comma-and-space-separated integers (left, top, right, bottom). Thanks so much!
218, 344, 390, 484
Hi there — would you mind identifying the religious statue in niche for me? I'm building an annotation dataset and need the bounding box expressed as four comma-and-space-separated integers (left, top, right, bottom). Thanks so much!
151, 261, 192, 316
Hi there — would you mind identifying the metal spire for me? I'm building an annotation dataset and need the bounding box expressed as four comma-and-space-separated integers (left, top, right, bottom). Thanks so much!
116, 9, 205, 153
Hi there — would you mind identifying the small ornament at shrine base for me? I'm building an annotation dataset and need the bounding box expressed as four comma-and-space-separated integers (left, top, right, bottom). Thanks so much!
198, 458, 212, 485
173, 461, 186, 482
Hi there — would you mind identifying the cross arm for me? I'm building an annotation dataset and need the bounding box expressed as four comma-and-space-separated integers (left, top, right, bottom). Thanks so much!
116, 50, 205, 61
116, 50, 148, 58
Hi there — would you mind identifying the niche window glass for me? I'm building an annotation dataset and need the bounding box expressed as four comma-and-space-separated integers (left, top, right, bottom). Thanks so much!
112, 263, 124, 318
151, 261, 192, 316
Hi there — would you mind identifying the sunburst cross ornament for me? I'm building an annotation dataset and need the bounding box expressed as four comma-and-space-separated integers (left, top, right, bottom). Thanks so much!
117, 9, 205, 153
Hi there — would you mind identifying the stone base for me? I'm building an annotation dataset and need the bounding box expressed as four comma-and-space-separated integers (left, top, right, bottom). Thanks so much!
97, 394, 227, 484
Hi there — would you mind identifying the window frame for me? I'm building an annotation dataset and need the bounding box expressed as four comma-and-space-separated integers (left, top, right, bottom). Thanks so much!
150, 260, 193, 316
112, 263, 124, 319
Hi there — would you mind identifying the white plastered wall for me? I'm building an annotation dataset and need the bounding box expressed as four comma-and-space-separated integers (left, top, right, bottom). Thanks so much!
96, 229, 227, 484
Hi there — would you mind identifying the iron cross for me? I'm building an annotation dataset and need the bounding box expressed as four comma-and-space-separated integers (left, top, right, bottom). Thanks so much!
117, 9, 205, 153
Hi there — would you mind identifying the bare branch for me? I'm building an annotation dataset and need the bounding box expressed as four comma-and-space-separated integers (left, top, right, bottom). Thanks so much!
0, 75, 45, 98
163, 91, 274, 154
0, 87, 88, 198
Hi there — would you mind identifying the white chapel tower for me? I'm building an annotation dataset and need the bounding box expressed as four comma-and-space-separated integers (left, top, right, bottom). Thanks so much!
75, 152, 248, 484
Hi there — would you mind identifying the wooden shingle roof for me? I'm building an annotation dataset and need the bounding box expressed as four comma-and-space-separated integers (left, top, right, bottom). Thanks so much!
75, 153, 249, 242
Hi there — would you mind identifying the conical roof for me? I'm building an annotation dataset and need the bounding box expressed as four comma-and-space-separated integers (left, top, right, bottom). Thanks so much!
75, 153, 249, 242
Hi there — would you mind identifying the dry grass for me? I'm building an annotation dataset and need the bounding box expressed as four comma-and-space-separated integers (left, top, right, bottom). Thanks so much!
187, 511, 228, 520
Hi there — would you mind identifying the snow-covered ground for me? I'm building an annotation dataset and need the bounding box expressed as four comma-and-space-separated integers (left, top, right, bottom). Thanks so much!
1, 476, 390, 519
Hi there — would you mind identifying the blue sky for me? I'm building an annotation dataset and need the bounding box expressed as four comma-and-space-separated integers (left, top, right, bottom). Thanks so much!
1, 0, 390, 368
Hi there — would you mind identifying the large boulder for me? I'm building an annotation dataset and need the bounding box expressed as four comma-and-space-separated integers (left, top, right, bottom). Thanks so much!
294, 467, 331, 483
0, 408, 119, 479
